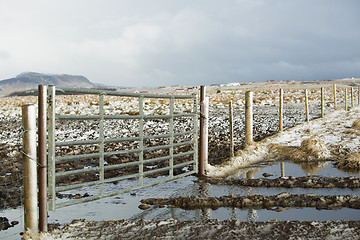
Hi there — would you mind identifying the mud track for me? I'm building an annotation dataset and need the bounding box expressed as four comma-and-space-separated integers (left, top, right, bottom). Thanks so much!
34, 219, 360, 240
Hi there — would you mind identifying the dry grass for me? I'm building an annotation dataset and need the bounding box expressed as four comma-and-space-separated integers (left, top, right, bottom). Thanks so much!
300, 136, 330, 159
269, 136, 330, 162
352, 119, 360, 129
335, 152, 360, 172
269, 144, 307, 161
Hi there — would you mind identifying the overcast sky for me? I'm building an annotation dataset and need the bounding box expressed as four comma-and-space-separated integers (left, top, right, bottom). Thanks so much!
0, 0, 359, 87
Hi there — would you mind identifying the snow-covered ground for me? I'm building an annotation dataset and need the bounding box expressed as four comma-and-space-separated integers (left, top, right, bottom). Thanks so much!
1, 86, 359, 239
20, 94, 360, 240
207, 106, 360, 177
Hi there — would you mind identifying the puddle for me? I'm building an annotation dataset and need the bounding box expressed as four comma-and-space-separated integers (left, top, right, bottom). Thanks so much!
1, 160, 360, 239
228, 160, 360, 179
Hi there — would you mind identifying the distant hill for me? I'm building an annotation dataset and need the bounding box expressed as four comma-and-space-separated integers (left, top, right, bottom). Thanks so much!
0, 72, 97, 96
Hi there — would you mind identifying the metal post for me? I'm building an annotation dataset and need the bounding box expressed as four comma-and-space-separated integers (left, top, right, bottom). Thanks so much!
321, 87, 324, 118
38, 85, 48, 232
22, 104, 38, 234
229, 100, 234, 158
345, 88, 348, 111
279, 88, 284, 131
139, 96, 144, 185
351, 87, 354, 108
245, 91, 253, 146
99, 94, 105, 195
305, 89, 309, 123
169, 97, 174, 177
193, 95, 199, 174
48, 86, 56, 211
199, 86, 208, 177
333, 84, 337, 109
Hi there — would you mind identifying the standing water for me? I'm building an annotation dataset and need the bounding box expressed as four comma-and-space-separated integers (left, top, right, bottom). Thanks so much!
1, 160, 360, 239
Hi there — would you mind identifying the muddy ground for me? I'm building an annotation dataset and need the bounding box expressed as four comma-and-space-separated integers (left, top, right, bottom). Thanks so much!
27, 219, 360, 240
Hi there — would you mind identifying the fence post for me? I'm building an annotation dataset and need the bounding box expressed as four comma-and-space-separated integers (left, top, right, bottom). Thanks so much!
281, 162, 285, 177
305, 89, 309, 123
38, 85, 48, 232
345, 88, 348, 111
351, 87, 354, 108
358, 86, 360, 106
229, 100, 234, 158
333, 84, 337, 109
321, 87, 324, 118
245, 91, 253, 146
199, 86, 208, 176
22, 104, 38, 234
279, 88, 284, 131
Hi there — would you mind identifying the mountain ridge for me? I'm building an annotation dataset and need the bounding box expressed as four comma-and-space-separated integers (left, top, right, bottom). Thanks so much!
0, 72, 97, 96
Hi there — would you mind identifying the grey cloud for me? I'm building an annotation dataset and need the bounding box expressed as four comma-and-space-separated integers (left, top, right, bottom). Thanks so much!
0, 0, 359, 86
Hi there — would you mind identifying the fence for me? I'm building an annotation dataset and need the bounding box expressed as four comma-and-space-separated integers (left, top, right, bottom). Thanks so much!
5, 82, 357, 235
205, 84, 360, 162
46, 86, 198, 211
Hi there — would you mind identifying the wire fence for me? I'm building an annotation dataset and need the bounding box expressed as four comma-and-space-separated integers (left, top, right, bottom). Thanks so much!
207, 85, 359, 164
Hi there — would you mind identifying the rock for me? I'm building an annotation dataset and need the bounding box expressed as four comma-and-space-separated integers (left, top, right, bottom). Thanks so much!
0, 217, 11, 230
262, 173, 273, 177
138, 204, 151, 210
11, 220, 19, 226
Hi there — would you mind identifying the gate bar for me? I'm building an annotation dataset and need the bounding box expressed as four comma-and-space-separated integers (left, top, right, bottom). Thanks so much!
139, 96, 144, 186
48, 85, 56, 211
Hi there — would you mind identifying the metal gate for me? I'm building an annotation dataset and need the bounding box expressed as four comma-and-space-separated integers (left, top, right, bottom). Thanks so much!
47, 86, 198, 210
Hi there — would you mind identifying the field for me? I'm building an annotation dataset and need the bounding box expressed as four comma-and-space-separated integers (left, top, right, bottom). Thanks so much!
1, 80, 360, 239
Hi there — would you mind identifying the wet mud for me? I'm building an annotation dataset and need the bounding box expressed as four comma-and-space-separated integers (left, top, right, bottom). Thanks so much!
33, 219, 360, 240
202, 176, 360, 188
141, 193, 360, 210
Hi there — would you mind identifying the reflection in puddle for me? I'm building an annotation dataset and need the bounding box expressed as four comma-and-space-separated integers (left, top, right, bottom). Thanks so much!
229, 160, 360, 179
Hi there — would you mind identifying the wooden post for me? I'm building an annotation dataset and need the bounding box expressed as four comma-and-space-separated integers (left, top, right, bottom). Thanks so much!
305, 89, 309, 123
245, 91, 253, 146
22, 104, 38, 234
333, 84, 337, 109
351, 87, 354, 108
38, 85, 48, 232
345, 88, 348, 111
279, 88, 284, 131
281, 162, 285, 177
229, 100, 234, 158
199, 86, 208, 176
321, 87, 324, 118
